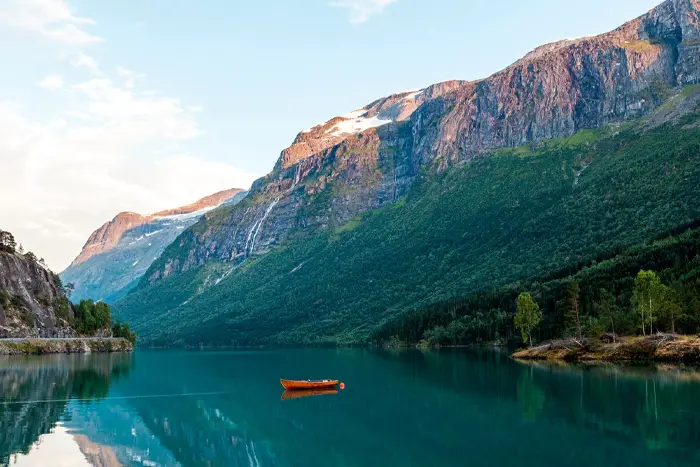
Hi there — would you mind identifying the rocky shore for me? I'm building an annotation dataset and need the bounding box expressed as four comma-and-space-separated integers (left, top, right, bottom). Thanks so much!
513, 335, 700, 364
0, 338, 133, 355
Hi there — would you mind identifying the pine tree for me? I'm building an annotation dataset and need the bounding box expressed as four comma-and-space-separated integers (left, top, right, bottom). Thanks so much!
565, 280, 582, 340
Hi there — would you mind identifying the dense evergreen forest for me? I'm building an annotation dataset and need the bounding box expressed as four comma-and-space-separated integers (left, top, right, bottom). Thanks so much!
375, 222, 700, 346
115, 111, 700, 347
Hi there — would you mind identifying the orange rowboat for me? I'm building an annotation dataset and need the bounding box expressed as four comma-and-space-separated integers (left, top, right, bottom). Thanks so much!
280, 379, 338, 390
281, 389, 338, 400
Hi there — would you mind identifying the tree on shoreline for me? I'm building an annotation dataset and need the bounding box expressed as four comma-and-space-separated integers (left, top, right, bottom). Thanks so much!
515, 292, 542, 347
632, 271, 663, 335
565, 280, 582, 340
660, 284, 685, 335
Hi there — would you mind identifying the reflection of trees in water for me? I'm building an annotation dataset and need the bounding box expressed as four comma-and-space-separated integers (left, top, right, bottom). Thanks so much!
515, 360, 700, 458
0, 353, 132, 465
375, 349, 700, 458
517, 368, 546, 422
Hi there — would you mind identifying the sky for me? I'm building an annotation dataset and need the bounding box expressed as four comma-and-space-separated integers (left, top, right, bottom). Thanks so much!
0, 0, 662, 271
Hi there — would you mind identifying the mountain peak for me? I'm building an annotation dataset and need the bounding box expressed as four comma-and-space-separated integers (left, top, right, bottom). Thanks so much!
69, 188, 246, 267
278, 80, 466, 169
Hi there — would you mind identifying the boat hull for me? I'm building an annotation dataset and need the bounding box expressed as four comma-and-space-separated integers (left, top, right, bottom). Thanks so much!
280, 379, 338, 390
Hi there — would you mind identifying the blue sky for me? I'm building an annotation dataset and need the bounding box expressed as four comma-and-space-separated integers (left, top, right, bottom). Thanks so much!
0, 0, 662, 270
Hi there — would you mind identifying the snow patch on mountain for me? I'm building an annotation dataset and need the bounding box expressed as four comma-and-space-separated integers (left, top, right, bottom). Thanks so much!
402, 89, 424, 100
154, 206, 217, 222
326, 110, 392, 137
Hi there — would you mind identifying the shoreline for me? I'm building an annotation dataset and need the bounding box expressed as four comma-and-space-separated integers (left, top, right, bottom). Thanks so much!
0, 338, 133, 355
512, 334, 700, 364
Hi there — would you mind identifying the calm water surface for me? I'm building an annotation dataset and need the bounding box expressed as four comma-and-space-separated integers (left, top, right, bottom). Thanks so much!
1, 348, 700, 467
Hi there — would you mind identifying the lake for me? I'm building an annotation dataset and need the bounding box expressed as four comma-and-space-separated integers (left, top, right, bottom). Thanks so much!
1, 348, 700, 467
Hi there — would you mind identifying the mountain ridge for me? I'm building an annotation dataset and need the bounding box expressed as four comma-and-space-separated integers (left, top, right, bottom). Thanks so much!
70, 188, 245, 267
61, 188, 247, 302
140, 0, 700, 288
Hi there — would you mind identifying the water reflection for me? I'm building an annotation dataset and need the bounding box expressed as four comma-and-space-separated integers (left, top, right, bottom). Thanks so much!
512, 359, 700, 457
281, 389, 339, 400
516, 368, 546, 421
1, 349, 700, 466
0, 353, 132, 466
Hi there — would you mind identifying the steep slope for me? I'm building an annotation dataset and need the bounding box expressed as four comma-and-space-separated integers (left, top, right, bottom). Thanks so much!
0, 233, 74, 337
116, 0, 700, 344
61, 189, 247, 302
143, 0, 700, 287
115, 107, 700, 345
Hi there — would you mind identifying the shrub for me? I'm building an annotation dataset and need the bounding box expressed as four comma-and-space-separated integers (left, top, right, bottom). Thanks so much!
20, 308, 35, 327
0, 291, 9, 308
74, 299, 111, 335
53, 297, 71, 322
112, 321, 137, 345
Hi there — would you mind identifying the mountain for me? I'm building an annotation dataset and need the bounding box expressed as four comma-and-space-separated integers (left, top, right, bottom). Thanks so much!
142, 0, 700, 285
61, 188, 247, 302
114, 0, 700, 345
0, 231, 74, 337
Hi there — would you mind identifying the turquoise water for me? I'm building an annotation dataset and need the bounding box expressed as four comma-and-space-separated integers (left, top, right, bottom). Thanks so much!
1, 348, 700, 466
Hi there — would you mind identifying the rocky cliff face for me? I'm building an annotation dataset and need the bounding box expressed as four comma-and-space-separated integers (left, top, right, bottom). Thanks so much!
144, 0, 700, 284
279, 80, 466, 169
0, 249, 74, 338
61, 189, 247, 302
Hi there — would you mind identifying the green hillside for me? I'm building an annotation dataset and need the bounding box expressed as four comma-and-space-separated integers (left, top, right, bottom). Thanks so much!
114, 112, 700, 346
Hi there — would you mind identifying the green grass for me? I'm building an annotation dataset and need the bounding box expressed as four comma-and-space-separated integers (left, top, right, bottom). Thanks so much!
620, 40, 658, 53
681, 84, 700, 98
334, 218, 362, 235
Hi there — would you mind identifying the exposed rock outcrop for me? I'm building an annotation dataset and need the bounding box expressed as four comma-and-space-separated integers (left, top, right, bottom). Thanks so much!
144, 0, 700, 284
0, 249, 74, 338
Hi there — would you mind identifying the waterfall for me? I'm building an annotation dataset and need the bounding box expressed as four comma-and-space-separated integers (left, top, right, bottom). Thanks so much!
248, 197, 280, 255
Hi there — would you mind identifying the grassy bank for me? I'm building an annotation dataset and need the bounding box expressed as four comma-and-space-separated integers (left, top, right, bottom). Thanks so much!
0, 338, 133, 355
512, 335, 700, 364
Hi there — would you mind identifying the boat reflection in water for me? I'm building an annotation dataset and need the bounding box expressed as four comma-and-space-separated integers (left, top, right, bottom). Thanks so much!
281, 388, 339, 400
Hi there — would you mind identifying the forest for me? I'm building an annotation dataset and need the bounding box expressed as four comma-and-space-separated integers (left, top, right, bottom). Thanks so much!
375, 222, 700, 346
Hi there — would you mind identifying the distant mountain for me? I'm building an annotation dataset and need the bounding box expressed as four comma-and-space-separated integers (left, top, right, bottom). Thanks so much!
61, 189, 247, 302
115, 0, 700, 346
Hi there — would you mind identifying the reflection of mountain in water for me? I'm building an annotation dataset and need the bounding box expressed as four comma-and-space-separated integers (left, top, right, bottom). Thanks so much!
110, 350, 700, 467
138, 398, 282, 467
0, 353, 132, 465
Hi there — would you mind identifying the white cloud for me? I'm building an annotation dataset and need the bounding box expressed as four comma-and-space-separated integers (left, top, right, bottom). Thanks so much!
331, 0, 398, 24
70, 51, 101, 75
37, 74, 64, 89
116, 66, 142, 89
0, 57, 257, 272
0, 0, 101, 45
